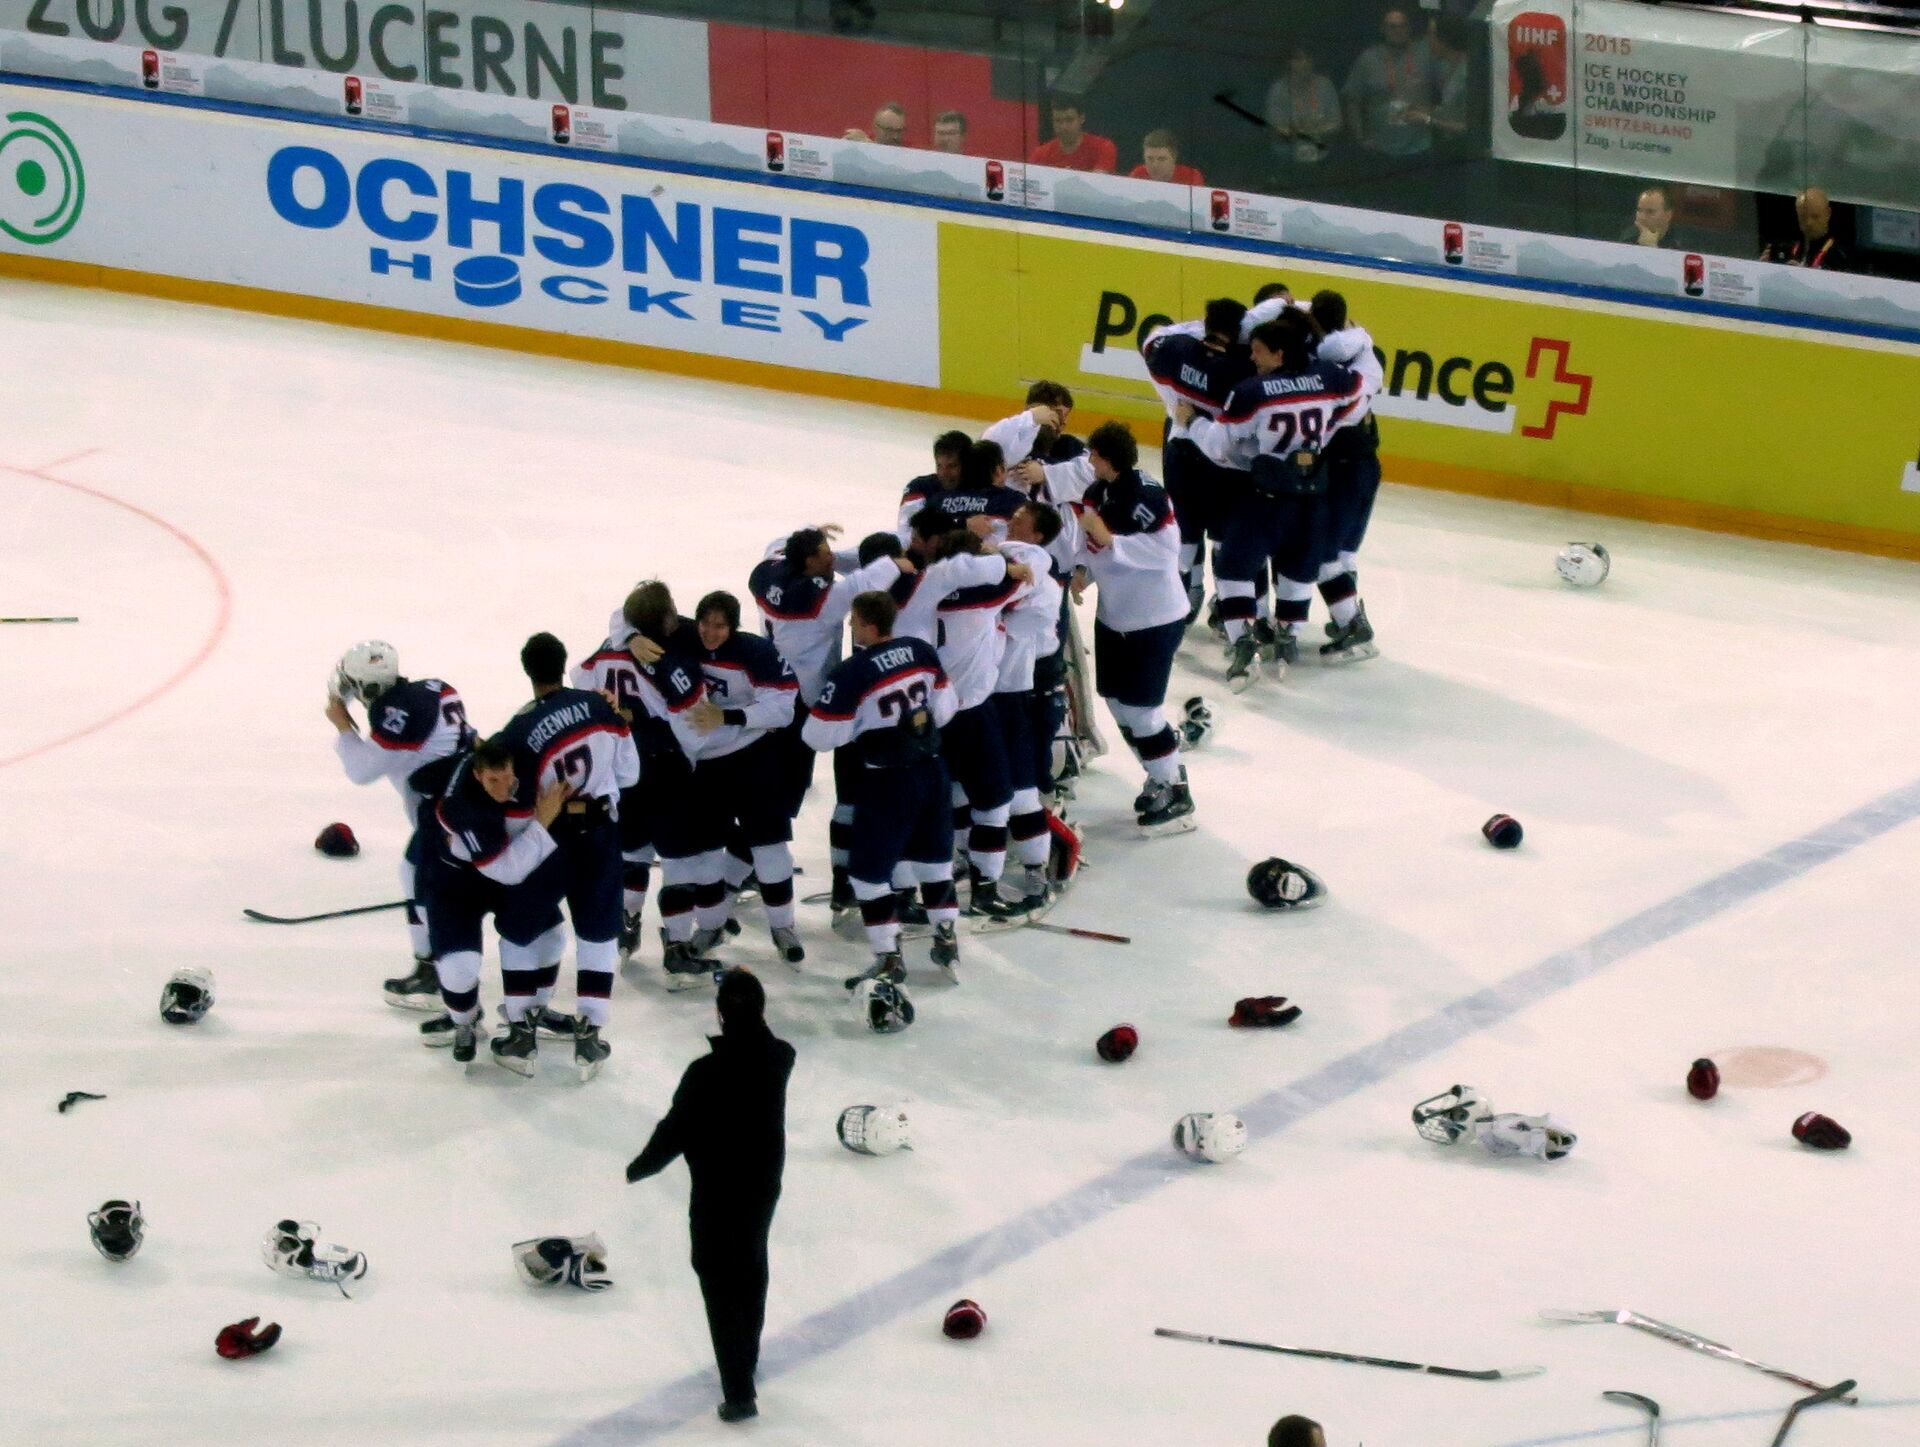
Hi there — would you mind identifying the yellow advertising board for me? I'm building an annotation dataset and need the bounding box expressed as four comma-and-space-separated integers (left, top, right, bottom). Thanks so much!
938, 223, 1920, 558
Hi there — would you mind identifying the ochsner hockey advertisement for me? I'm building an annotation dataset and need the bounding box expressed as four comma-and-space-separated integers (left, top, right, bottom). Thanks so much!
0, 85, 939, 385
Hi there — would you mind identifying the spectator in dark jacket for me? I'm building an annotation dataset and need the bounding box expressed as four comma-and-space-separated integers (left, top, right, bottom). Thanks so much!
627, 969, 796, 1424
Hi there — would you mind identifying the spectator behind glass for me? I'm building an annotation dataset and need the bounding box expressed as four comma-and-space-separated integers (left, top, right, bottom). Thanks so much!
1265, 42, 1341, 164
933, 110, 968, 154
1621, 182, 1678, 247
1130, 129, 1205, 185
1269, 1416, 1326, 1447
1343, 6, 1438, 158
1029, 99, 1118, 173
1416, 13, 1473, 156
1762, 186, 1860, 272
845, 101, 907, 145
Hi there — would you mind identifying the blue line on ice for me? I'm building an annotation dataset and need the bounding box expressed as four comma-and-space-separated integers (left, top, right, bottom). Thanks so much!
554, 777, 1920, 1445
1491, 1396, 1920, 1444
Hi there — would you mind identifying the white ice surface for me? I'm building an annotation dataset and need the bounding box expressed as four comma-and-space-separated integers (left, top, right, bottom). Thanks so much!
2, 277, 1917, 1447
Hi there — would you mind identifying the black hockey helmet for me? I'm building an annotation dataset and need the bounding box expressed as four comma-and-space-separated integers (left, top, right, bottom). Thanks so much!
1246, 858, 1327, 911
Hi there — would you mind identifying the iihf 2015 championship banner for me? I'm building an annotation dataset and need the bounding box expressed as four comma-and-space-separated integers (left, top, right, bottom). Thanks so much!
0, 82, 939, 383
1489, 0, 1804, 193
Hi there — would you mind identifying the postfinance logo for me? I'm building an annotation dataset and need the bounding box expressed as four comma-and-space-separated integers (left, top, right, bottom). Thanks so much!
0, 112, 85, 245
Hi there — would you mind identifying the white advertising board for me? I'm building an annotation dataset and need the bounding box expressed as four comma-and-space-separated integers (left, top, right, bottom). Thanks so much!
0, 82, 940, 384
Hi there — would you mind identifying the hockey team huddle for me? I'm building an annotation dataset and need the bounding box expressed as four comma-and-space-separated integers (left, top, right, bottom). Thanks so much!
323, 282, 1389, 1079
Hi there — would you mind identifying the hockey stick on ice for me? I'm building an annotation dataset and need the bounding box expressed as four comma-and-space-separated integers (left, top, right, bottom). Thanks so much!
1026, 921, 1130, 944
1769, 1378, 1857, 1446
1602, 1391, 1660, 1446
1155, 1328, 1544, 1381
243, 900, 412, 925
0, 615, 79, 623
1542, 1310, 1856, 1402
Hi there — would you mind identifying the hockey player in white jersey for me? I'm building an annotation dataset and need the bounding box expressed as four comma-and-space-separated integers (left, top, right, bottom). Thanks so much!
803, 592, 963, 986
570, 613, 658, 960
1307, 289, 1384, 663
1062, 423, 1196, 834
325, 640, 474, 1009
689, 591, 806, 965
1175, 309, 1366, 692
992, 503, 1067, 909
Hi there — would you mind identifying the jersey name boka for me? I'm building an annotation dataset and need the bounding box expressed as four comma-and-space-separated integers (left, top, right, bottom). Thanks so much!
803, 637, 959, 767
499, 686, 639, 817
1142, 327, 1254, 423
333, 676, 473, 824
435, 753, 556, 887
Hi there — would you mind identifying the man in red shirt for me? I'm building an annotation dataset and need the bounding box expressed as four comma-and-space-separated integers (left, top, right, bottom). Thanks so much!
1028, 100, 1117, 173
1129, 129, 1205, 185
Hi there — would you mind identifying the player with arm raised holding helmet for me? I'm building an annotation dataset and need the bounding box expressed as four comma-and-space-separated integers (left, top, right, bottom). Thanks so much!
324, 640, 474, 1010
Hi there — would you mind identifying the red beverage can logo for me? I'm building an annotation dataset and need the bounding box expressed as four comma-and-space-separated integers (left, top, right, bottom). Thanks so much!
1443, 221, 1465, 265
766, 131, 785, 172
1210, 190, 1230, 232
552, 104, 571, 145
343, 75, 363, 115
1683, 252, 1705, 297
984, 159, 1004, 201
141, 49, 161, 88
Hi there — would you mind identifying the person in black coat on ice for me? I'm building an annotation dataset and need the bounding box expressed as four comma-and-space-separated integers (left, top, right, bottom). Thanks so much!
626, 967, 795, 1424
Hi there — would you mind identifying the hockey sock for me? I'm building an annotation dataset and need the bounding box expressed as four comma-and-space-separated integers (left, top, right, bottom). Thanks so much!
1274, 592, 1311, 627
1010, 785, 1050, 868
399, 859, 430, 958
968, 804, 1010, 882
500, 970, 540, 1023
919, 875, 960, 927
575, 976, 612, 1028
1217, 580, 1257, 642
657, 881, 695, 943
1253, 570, 1273, 622
1329, 592, 1361, 627
829, 806, 854, 869
437, 950, 483, 1023
693, 880, 730, 934
751, 844, 796, 930
533, 962, 560, 1006
853, 879, 899, 956
622, 860, 652, 919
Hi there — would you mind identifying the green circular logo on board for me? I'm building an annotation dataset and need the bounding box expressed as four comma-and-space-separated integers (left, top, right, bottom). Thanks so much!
1, 112, 85, 245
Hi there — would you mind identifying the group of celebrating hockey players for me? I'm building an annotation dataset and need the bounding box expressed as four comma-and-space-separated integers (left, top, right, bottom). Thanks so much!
323, 281, 1386, 1078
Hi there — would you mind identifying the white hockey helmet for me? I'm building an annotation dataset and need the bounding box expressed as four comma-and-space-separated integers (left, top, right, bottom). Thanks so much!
159, 967, 215, 1024
1173, 1111, 1248, 1163
854, 978, 915, 1035
1554, 543, 1610, 587
1412, 1084, 1489, 1145
334, 639, 401, 705
261, 1219, 320, 1277
1540, 1118, 1578, 1161
838, 1104, 914, 1156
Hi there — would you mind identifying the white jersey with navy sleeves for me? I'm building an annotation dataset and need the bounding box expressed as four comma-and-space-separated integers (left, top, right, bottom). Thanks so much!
333, 676, 473, 823
1068, 471, 1189, 633
693, 631, 801, 760
570, 613, 646, 721
889, 551, 1009, 647
994, 539, 1063, 692
749, 543, 903, 704
803, 636, 958, 763
1180, 361, 1366, 472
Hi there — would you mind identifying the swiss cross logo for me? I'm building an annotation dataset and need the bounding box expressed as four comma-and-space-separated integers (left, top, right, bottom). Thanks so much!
1520, 338, 1593, 440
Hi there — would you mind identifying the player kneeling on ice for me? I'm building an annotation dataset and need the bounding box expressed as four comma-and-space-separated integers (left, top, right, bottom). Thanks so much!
803, 591, 964, 989
1063, 422, 1196, 835
425, 737, 571, 1071
1413, 1085, 1577, 1162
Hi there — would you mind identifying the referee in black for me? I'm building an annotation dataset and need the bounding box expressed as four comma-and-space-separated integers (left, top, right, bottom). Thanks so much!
626, 968, 795, 1424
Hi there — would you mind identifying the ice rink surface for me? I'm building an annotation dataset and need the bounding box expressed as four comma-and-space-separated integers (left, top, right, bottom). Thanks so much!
3, 276, 1917, 1447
